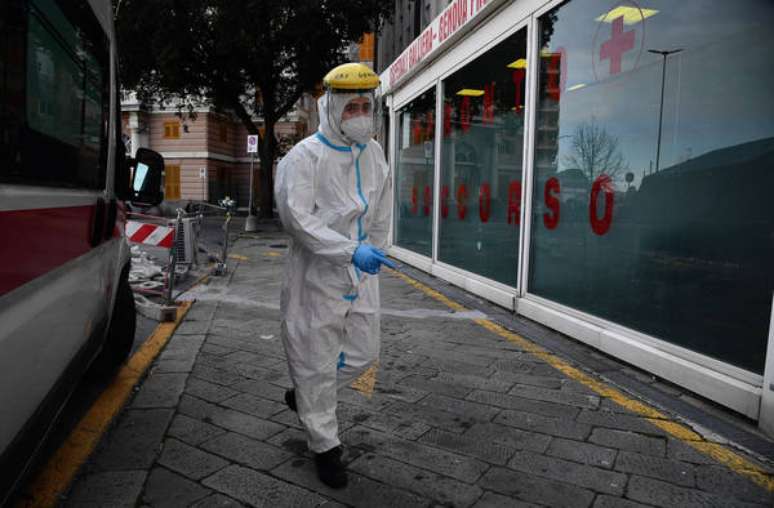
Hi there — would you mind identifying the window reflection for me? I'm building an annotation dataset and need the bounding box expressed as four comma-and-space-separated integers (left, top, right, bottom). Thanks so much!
394, 89, 435, 257
438, 28, 527, 287
530, 0, 774, 373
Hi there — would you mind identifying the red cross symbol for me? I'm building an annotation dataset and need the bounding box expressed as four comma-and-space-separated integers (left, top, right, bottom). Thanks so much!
600, 15, 635, 75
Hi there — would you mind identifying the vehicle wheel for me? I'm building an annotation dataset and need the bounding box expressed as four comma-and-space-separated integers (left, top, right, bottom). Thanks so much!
90, 270, 136, 378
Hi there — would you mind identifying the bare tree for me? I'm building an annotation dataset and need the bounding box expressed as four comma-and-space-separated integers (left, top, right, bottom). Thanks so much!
563, 120, 628, 182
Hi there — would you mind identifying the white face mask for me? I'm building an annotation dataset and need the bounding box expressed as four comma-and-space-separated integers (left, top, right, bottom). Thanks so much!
340, 115, 374, 144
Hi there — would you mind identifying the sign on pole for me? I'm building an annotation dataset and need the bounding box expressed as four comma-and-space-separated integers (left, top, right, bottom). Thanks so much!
247, 135, 258, 153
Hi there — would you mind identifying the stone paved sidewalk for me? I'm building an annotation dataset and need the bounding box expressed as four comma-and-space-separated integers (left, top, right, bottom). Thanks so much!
63, 232, 774, 507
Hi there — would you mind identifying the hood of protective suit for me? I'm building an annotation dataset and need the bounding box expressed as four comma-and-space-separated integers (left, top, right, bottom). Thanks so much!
318, 93, 374, 146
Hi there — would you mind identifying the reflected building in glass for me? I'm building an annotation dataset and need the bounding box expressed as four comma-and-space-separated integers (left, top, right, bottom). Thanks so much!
377, 0, 774, 426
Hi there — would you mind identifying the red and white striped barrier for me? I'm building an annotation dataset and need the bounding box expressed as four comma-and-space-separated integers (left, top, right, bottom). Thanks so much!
126, 220, 175, 248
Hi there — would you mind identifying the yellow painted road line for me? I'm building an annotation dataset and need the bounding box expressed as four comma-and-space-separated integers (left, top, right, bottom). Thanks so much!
228, 254, 249, 261
18, 302, 192, 508
387, 269, 774, 492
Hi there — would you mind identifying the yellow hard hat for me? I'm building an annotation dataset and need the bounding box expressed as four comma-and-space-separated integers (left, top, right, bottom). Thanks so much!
323, 63, 380, 91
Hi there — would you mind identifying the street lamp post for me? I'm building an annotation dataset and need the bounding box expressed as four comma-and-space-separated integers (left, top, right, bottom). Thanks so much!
648, 48, 683, 172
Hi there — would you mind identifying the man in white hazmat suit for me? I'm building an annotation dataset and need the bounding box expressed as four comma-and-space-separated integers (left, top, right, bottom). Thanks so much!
274, 62, 394, 488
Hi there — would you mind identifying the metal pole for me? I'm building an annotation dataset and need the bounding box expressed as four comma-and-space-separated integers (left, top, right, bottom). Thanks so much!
654, 55, 666, 172
166, 209, 182, 305
245, 152, 258, 231
647, 48, 682, 172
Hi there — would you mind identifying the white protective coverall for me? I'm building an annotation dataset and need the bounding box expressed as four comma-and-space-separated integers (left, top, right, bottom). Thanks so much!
274, 93, 392, 453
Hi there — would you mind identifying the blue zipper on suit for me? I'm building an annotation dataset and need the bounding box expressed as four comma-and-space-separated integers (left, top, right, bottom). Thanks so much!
316, 133, 369, 302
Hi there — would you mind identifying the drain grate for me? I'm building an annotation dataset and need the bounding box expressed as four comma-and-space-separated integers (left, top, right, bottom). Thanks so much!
269, 244, 288, 249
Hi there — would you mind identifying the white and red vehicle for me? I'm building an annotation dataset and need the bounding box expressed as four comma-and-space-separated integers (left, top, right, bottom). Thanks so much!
0, 0, 164, 501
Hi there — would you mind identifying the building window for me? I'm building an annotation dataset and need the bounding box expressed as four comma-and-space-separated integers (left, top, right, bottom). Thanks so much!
359, 33, 374, 62
164, 164, 181, 200
394, 88, 435, 258
437, 27, 528, 287
529, 0, 774, 374
163, 121, 180, 139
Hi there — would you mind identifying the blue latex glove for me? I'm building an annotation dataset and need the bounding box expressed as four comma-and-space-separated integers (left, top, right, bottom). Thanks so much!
352, 244, 396, 274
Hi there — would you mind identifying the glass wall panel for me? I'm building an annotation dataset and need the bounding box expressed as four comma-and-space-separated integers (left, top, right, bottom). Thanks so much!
438, 28, 527, 287
530, 0, 774, 373
394, 89, 435, 257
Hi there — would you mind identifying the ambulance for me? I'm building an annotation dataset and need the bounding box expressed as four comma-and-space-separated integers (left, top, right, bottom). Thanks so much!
0, 0, 164, 501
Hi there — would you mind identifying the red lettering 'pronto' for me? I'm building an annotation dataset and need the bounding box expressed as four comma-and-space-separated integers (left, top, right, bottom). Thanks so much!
410, 185, 418, 215
456, 184, 468, 220
543, 177, 560, 229
507, 180, 521, 225
423, 185, 432, 217
460, 96, 471, 133
441, 185, 450, 218
589, 174, 614, 235
479, 182, 491, 223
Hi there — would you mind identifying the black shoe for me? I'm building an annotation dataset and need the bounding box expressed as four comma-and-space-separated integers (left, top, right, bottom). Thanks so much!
285, 389, 297, 412
315, 446, 348, 489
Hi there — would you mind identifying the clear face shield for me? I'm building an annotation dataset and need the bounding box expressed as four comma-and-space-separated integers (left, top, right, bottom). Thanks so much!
326, 89, 383, 145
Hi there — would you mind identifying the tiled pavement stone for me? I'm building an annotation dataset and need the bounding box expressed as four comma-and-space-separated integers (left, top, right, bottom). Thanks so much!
471, 491, 543, 508
173, 319, 211, 335
230, 378, 287, 401
266, 427, 312, 457
466, 389, 582, 419
463, 423, 552, 453
220, 392, 286, 418
142, 467, 211, 507
343, 426, 490, 483
492, 358, 560, 377
592, 495, 652, 508
397, 373, 474, 398
189, 493, 246, 507
419, 393, 501, 421
626, 475, 766, 508
360, 412, 433, 439
494, 410, 592, 440
589, 428, 666, 457
373, 382, 431, 403
614, 450, 695, 487
167, 413, 227, 446
202, 465, 331, 508
68, 235, 774, 508
157, 438, 229, 480
178, 394, 286, 440
507, 450, 627, 496
64, 471, 147, 507
153, 358, 197, 374
200, 431, 293, 470
349, 453, 483, 507
478, 466, 596, 508
131, 372, 188, 408
271, 458, 431, 508
381, 400, 479, 434
546, 437, 617, 469
418, 428, 515, 465
270, 408, 305, 430
577, 410, 668, 437
191, 363, 246, 386
91, 409, 173, 470
200, 343, 238, 356
488, 372, 562, 389
695, 465, 774, 504
431, 372, 514, 393
508, 384, 600, 409
185, 377, 240, 403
